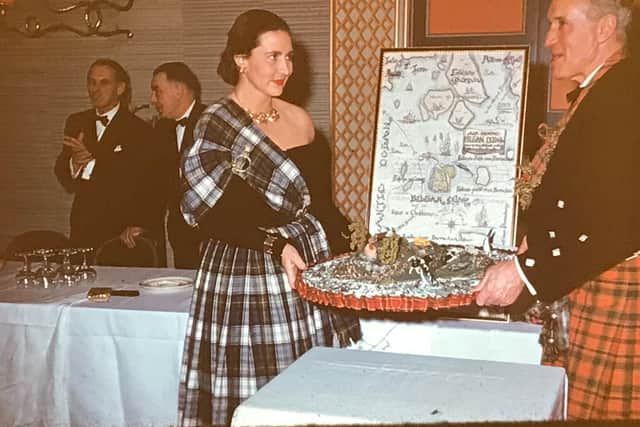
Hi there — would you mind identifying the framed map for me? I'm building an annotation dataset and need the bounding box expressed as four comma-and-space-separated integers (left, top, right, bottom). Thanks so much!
368, 46, 529, 249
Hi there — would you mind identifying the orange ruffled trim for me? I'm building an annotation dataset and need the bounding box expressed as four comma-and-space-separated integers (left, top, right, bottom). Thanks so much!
294, 275, 477, 312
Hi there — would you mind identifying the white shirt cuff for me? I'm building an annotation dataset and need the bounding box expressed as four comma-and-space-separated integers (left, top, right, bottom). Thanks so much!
69, 158, 83, 179
514, 257, 537, 296
81, 159, 96, 180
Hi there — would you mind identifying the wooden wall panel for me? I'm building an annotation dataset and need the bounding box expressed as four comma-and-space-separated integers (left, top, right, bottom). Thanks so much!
427, 0, 525, 35
331, 0, 396, 223
0, 0, 329, 252
549, 78, 577, 111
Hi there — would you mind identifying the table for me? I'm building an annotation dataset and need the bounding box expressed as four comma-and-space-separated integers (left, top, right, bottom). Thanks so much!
0, 263, 543, 427
0, 263, 194, 427
231, 347, 566, 426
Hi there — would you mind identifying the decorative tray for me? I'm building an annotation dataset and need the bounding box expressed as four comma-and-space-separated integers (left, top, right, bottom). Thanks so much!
297, 234, 514, 312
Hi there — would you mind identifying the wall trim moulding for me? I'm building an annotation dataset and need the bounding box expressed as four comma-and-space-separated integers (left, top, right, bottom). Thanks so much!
394, 0, 411, 48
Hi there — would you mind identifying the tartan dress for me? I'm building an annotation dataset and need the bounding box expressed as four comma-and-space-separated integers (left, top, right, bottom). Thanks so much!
177, 98, 361, 427
520, 54, 640, 419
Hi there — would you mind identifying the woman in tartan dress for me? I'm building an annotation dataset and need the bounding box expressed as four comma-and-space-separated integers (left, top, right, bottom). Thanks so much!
474, 0, 640, 419
177, 10, 361, 426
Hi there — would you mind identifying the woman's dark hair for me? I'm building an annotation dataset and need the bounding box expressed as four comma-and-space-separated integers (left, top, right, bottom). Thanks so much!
89, 58, 132, 111
217, 9, 291, 85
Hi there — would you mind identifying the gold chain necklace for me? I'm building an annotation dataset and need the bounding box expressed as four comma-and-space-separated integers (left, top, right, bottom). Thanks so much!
230, 92, 280, 124
245, 107, 280, 124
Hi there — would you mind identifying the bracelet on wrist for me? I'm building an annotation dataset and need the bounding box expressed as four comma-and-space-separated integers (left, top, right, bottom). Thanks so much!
264, 233, 288, 257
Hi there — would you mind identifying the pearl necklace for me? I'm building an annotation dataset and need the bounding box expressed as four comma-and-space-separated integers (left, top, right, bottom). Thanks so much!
245, 107, 280, 124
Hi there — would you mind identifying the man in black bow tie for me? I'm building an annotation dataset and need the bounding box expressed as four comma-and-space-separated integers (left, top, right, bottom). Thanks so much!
149, 62, 207, 268
54, 58, 157, 258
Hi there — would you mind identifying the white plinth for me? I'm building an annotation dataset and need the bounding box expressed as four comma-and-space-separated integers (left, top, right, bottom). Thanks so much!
353, 317, 542, 364
231, 347, 566, 426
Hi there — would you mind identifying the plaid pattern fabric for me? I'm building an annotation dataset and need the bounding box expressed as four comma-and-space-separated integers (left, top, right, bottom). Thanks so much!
177, 98, 361, 427
181, 98, 309, 227
563, 255, 640, 419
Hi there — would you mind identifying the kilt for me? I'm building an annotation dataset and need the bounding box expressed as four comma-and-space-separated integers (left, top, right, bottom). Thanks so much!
561, 255, 640, 419
177, 239, 361, 427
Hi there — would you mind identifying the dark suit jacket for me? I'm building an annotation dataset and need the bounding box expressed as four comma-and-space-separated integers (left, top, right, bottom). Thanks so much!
153, 102, 207, 209
518, 59, 639, 301
150, 102, 207, 266
54, 107, 156, 249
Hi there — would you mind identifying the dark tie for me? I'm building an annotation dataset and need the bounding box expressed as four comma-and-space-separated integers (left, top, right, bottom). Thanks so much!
175, 117, 188, 127
565, 86, 583, 104
95, 114, 109, 126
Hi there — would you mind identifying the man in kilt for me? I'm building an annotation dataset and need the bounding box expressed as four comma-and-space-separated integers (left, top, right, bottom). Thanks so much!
474, 0, 640, 419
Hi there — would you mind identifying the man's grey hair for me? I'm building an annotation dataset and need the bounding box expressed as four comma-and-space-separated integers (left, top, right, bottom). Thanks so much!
586, 0, 635, 45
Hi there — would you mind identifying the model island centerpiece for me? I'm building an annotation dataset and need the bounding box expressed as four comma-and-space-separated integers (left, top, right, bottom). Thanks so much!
296, 222, 515, 312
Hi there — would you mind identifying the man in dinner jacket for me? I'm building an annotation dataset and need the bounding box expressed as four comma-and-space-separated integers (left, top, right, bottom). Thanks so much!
54, 58, 157, 253
149, 62, 207, 268
474, 0, 639, 419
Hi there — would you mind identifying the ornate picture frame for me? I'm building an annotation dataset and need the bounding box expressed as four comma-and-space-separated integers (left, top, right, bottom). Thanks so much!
367, 46, 529, 249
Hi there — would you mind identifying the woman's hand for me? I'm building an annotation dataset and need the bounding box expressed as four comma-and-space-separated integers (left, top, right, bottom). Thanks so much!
281, 243, 307, 289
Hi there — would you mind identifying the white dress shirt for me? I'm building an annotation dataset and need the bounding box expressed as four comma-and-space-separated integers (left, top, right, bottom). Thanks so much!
70, 103, 120, 180
175, 100, 196, 152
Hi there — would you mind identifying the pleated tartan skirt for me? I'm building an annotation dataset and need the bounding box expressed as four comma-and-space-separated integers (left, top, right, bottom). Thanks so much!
555, 255, 640, 419
177, 240, 361, 427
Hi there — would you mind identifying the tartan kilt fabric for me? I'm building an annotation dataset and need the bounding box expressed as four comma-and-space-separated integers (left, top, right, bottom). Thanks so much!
177, 239, 361, 427
561, 255, 640, 419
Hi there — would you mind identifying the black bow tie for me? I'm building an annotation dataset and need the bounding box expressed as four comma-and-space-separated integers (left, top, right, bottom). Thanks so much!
565, 86, 583, 104
175, 117, 189, 127
95, 114, 109, 126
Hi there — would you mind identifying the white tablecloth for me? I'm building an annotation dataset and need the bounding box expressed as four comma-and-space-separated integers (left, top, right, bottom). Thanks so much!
232, 347, 566, 426
0, 263, 543, 427
0, 264, 194, 427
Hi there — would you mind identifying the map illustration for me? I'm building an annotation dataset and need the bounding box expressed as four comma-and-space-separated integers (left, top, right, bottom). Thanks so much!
368, 47, 528, 248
